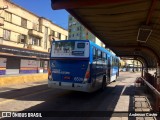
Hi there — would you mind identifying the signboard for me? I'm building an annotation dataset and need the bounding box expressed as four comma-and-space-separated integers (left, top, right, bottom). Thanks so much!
0, 58, 7, 67
51, 41, 89, 58
0, 45, 49, 58
20, 59, 38, 68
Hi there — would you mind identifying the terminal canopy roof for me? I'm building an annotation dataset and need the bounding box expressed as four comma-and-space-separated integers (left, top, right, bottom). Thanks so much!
51, 0, 160, 68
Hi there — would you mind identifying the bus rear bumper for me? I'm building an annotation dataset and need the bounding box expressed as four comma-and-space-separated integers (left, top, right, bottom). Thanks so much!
48, 80, 94, 92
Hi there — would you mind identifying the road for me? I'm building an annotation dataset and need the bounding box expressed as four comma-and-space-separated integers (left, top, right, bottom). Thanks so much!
0, 72, 154, 120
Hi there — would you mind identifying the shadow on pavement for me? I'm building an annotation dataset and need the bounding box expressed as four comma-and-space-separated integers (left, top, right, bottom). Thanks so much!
1, 84, 138, 120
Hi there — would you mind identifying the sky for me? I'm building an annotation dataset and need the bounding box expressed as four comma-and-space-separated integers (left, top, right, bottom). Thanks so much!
12, 0, 69, 29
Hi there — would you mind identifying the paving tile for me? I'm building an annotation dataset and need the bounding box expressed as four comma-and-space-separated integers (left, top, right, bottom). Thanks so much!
136, 117, 145, 120
141, 102, 149, 108
135, 102, 142, 108
144, 117, 155, 120
135, 97, 146, 102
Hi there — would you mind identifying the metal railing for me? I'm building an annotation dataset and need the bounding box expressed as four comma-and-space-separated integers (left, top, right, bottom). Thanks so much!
141, 77, 160, 99
140, 74, 160, 112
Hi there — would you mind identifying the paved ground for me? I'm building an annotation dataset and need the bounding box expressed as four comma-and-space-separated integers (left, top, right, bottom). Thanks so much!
0, 72, 158, 120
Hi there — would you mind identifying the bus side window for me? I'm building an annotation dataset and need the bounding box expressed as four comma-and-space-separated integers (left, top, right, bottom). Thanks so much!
111, 57, 113, 66
116, 59, 119, 66
98, 50, 102, 59
93, 47, 97, 62
114, 58, 116, 66
106, 54, 108, 64
112, 57, 114, 66
115, 59, 117, 66
113, 57, 115, 66
97, 50, 101, 59
97, 50, 102, 64
102, 52, 106, 64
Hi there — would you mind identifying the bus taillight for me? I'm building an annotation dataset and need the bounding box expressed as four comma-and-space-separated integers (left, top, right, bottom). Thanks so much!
48, 68, 51, 75
48, 68, 52, 80
84, 64, 90, 83
85, 71, 90, 79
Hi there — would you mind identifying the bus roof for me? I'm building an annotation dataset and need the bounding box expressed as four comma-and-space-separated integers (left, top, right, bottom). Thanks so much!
52, 40, 118, 58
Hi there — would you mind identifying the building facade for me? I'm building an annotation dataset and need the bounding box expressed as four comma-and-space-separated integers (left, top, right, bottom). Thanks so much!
68, 15, 105, 47
0, 0, 68, 75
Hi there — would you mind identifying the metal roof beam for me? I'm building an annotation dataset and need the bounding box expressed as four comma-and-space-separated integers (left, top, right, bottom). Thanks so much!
119, 55, 149, 68
146, 0, 158, 25
108, 45, 160, 64
51, 0, 134, 10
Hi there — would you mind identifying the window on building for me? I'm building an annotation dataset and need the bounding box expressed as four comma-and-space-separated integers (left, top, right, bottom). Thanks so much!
77, 33, 79, 36
77, 27, 79, 31
3, 29, 11, 40
65, 36, 68, 40
40, 61, 44, 67
69, 17, 72, 21
21, 18, 27, 28
86, 32, 88, 35
72, 34, 74, 37
18, 34, 26, 43
50, 30, 55, 36
73, 22, 76, 25
5, 11, 12, 22
57, 33, 61, 39
69, 29, 71, 32
69, 23, 72, 27
31, 36, 41, 46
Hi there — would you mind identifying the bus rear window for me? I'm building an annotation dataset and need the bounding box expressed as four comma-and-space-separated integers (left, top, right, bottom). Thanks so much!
51, 41, 89, 58
77, 43, 85, 48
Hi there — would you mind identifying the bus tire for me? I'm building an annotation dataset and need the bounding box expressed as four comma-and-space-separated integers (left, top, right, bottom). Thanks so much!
116, 73, 118, 78
113, 73, 118, 82
101, 76, 106, 90
106, 76, 110, 85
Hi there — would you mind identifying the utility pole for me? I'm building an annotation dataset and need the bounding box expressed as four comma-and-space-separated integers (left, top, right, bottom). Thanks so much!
137, 60, 138, 71
133, 60, 135, 72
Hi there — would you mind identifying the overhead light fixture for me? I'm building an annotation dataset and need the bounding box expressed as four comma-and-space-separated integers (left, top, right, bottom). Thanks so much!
137, 25, 152, 43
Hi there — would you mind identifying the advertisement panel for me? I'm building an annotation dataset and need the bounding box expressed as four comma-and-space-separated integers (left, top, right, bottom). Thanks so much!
51, 41, 89, 58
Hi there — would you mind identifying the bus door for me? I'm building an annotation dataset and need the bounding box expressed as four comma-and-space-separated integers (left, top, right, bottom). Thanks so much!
107, 57, 111, 81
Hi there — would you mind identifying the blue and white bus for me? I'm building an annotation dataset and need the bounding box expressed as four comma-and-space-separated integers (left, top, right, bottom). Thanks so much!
48, 40, 119, 92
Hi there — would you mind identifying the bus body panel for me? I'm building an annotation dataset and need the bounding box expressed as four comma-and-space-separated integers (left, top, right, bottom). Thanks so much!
48, 40, 119, 92
50, 59, 89, 83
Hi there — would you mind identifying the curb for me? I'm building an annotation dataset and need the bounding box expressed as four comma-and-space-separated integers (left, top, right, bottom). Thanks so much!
0, 74, 48, 87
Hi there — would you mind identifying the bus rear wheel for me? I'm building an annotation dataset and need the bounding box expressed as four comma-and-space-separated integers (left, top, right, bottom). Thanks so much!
106, 76, 110, 85
101, 77, 106, 90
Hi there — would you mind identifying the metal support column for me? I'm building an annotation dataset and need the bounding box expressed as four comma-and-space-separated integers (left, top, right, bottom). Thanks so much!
141, 66, 144, 77
157, 63, 160, 91
155, 62, 160, 111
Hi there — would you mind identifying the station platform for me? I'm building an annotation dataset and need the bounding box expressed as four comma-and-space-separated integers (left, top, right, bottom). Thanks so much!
0, 72, 158, 120
109, 72, 157, 120
0, 73, 47, 87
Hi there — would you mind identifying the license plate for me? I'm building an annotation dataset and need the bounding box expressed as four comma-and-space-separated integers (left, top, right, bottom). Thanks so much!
64, 76, 71, 80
